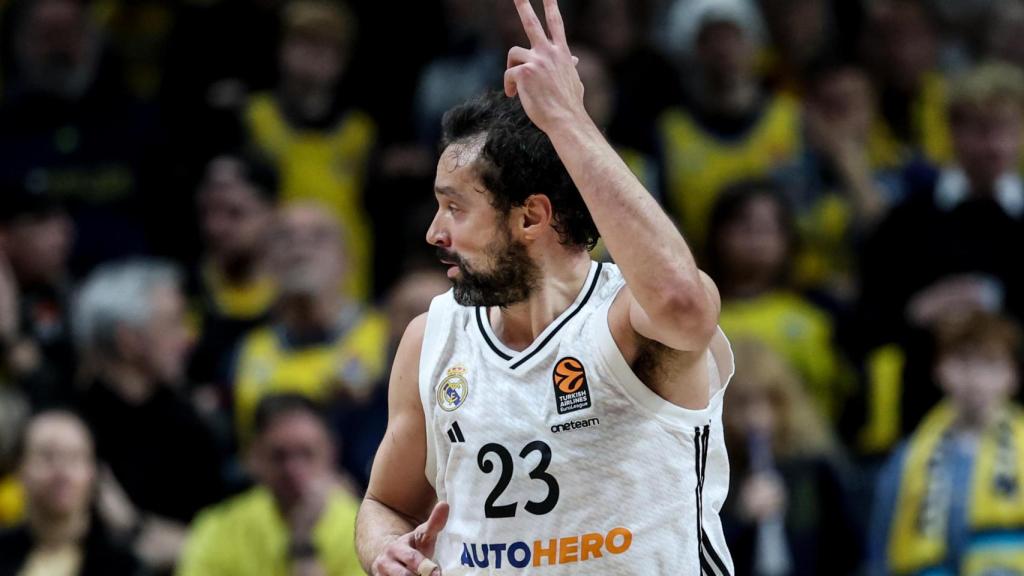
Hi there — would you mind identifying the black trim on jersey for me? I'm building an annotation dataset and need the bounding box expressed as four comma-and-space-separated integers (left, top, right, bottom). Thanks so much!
695, 424, 731, 576
701, 555, 718, 576
475, 263, 603, 370
702, 530, 730, 576
694, 427, 704, 566
476, 307, 512, 360
700, 425, 710, 487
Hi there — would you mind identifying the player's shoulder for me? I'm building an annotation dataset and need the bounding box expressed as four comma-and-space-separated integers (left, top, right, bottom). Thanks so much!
591, 261, 626, 304
394, 289, 458, 361
399, 312, 429, 353
598, 260, 622, 279
384, 313, 430, 404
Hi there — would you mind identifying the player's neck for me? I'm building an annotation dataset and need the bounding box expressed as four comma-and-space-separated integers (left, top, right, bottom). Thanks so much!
489, 252, 592, 351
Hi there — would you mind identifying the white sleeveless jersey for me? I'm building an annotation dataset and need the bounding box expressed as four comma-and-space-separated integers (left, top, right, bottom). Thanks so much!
419, 262, 735, 575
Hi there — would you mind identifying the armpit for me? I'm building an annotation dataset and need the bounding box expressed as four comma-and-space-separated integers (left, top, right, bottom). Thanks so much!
631, 338, 710, 409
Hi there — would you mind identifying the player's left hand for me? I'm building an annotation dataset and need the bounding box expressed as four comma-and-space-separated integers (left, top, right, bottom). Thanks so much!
370, 502, 449, 576
505, 0, 589, 134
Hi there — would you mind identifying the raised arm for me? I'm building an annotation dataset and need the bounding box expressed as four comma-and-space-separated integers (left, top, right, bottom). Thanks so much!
356, 313, 449, 575
504, 0, 719, 353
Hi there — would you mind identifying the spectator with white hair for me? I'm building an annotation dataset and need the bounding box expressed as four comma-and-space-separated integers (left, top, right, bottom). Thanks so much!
71, 260, 226, 572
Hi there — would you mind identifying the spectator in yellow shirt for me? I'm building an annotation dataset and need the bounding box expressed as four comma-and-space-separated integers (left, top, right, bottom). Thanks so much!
189, 151, 279, 394
705, 178, 850, 424
178, 394, 363, 576
243, 0, 377, 301
863, 0, 952, 167
232, 202, 388, 449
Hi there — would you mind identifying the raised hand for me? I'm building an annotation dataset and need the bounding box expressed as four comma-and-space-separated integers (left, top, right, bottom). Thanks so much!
371, 501, 450, 576
504, 0, 589, 135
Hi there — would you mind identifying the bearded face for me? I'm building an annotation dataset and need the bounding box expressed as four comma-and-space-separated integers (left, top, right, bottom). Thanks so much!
437, 222, 540, 307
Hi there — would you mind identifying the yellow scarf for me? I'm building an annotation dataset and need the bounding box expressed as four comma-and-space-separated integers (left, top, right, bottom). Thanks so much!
889, 402, 1024, 575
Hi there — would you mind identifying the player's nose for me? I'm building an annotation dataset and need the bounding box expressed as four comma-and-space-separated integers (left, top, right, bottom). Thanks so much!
426, 212, 450, 247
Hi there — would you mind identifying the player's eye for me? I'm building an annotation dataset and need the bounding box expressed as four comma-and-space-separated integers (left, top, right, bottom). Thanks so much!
448, 204, 460, 215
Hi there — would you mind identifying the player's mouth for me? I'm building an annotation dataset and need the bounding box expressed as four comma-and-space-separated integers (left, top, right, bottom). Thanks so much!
439, 258, 460, 279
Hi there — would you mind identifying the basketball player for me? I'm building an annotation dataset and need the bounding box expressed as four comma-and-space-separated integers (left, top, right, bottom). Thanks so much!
356, 0, 734, 574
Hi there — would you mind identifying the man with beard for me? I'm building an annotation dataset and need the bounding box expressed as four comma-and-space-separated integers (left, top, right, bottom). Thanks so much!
231, 202, 388, 455
356, 1, 734, 575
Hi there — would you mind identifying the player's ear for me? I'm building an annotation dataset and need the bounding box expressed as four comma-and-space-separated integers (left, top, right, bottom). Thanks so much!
520, 194, 553, 242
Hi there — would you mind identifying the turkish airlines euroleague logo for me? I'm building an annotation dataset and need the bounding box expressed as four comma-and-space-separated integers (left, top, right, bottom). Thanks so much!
553, 357, 592, 415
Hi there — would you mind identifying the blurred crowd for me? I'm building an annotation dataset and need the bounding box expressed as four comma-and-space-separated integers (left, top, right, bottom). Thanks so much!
1, 0, 1024, 574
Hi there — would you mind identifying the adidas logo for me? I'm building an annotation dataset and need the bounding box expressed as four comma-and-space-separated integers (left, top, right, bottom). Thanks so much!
446, 421, 466, 443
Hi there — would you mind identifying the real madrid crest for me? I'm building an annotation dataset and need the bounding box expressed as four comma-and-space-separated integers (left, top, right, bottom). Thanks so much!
437, 365, 469, 412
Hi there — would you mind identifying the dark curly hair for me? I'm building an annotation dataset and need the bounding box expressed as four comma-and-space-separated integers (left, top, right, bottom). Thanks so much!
439, 91, 599, 251
703, 178, 799, 289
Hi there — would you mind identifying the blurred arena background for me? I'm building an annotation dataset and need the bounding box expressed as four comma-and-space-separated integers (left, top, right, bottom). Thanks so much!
1, 0, 1024, 574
